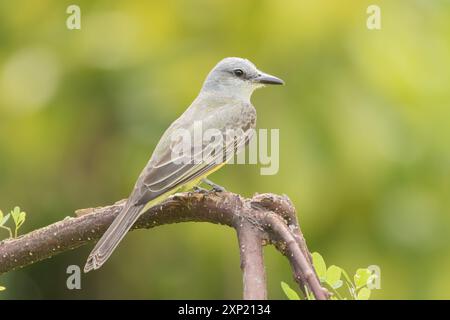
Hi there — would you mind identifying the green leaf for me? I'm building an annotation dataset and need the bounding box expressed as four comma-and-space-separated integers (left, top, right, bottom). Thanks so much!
281, 281, 300, 300
11, 206, 21, 225
312, 252, 327, 281
332, 280, 343, 289
0, 213, 10, 226
17, 212, 26, 228
354, 268, 372, 289
325, 265, 342, 288
356, 287, 371, 300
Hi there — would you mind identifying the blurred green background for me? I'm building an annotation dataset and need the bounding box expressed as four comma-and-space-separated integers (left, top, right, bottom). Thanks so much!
0, 0, 449, 299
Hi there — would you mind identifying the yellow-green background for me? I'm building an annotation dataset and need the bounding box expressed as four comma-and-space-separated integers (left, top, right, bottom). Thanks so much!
0, 0, 449, 299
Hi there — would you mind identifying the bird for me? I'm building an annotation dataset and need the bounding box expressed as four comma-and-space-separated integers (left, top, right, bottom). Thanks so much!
84, 57, 284, 272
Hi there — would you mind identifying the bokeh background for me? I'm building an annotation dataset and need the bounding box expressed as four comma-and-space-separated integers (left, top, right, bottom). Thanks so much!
0, 0, 449, 299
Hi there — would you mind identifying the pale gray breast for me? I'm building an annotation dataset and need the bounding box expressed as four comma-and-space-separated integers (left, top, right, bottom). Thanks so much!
211, 101, 255, 131
236, 102, 257, 132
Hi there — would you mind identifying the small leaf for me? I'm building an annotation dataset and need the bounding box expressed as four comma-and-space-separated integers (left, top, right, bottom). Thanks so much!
332, 279, 343, 289
17, 212, 26, 228
281, 281, 300, 300
1, 213, 10, 226
325, 265, 342, 288
356, 287, 371, 300
11, 206, 21, 224
312, 252, 327, 281
354, 268, 372, 289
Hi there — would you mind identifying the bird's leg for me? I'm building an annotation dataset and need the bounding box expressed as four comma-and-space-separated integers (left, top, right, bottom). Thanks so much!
202, 178, 226, 192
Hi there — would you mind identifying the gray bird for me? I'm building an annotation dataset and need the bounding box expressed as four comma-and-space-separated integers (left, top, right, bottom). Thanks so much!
84, 57, 284, 272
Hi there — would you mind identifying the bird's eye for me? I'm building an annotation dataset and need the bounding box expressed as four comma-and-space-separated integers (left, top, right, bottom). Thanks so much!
233, 69, 244, 77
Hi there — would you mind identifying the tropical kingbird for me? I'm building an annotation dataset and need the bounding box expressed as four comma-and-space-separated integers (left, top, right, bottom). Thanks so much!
84, 57, 284, 272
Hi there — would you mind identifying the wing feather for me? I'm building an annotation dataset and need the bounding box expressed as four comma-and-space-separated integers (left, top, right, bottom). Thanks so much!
133, 127, 254, 205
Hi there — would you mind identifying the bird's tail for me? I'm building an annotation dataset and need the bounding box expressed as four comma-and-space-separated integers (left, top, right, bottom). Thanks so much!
84, 202, 144, 273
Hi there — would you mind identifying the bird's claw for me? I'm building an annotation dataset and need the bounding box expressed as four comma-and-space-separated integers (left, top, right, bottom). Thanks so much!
212, 185, 226, 192
202, 178, 226, 193
193, 186, 208, 194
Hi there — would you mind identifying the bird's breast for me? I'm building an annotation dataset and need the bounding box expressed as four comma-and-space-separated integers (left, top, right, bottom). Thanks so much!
234, 102, 256, 132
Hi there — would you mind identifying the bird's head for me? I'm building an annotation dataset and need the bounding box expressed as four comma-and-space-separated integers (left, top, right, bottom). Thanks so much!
201, 57, 284, 100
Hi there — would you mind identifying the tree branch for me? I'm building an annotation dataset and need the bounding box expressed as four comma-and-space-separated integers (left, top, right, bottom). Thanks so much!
237, 221, 267, 299
0, 191, 328, 300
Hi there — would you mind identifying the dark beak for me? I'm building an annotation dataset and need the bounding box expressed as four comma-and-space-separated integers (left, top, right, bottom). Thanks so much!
254, 72, 284, 85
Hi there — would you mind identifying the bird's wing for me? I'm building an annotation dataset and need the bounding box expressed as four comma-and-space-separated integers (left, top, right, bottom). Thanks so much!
132, 125, 254, 206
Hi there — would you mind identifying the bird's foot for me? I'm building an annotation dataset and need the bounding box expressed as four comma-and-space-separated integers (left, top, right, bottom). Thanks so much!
193, 186, 208, 194
202, 178, 226, 192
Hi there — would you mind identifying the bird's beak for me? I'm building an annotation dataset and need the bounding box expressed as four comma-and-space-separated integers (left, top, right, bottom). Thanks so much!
253, 71, 284, 85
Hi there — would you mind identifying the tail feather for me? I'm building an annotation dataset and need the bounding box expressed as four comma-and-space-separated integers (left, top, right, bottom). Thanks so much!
84, 203, 144, 273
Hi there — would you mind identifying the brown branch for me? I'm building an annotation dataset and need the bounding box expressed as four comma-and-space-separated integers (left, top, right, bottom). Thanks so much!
0, 191, 328, 300
236, 220, 267, 299
265, 214, 329, 300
